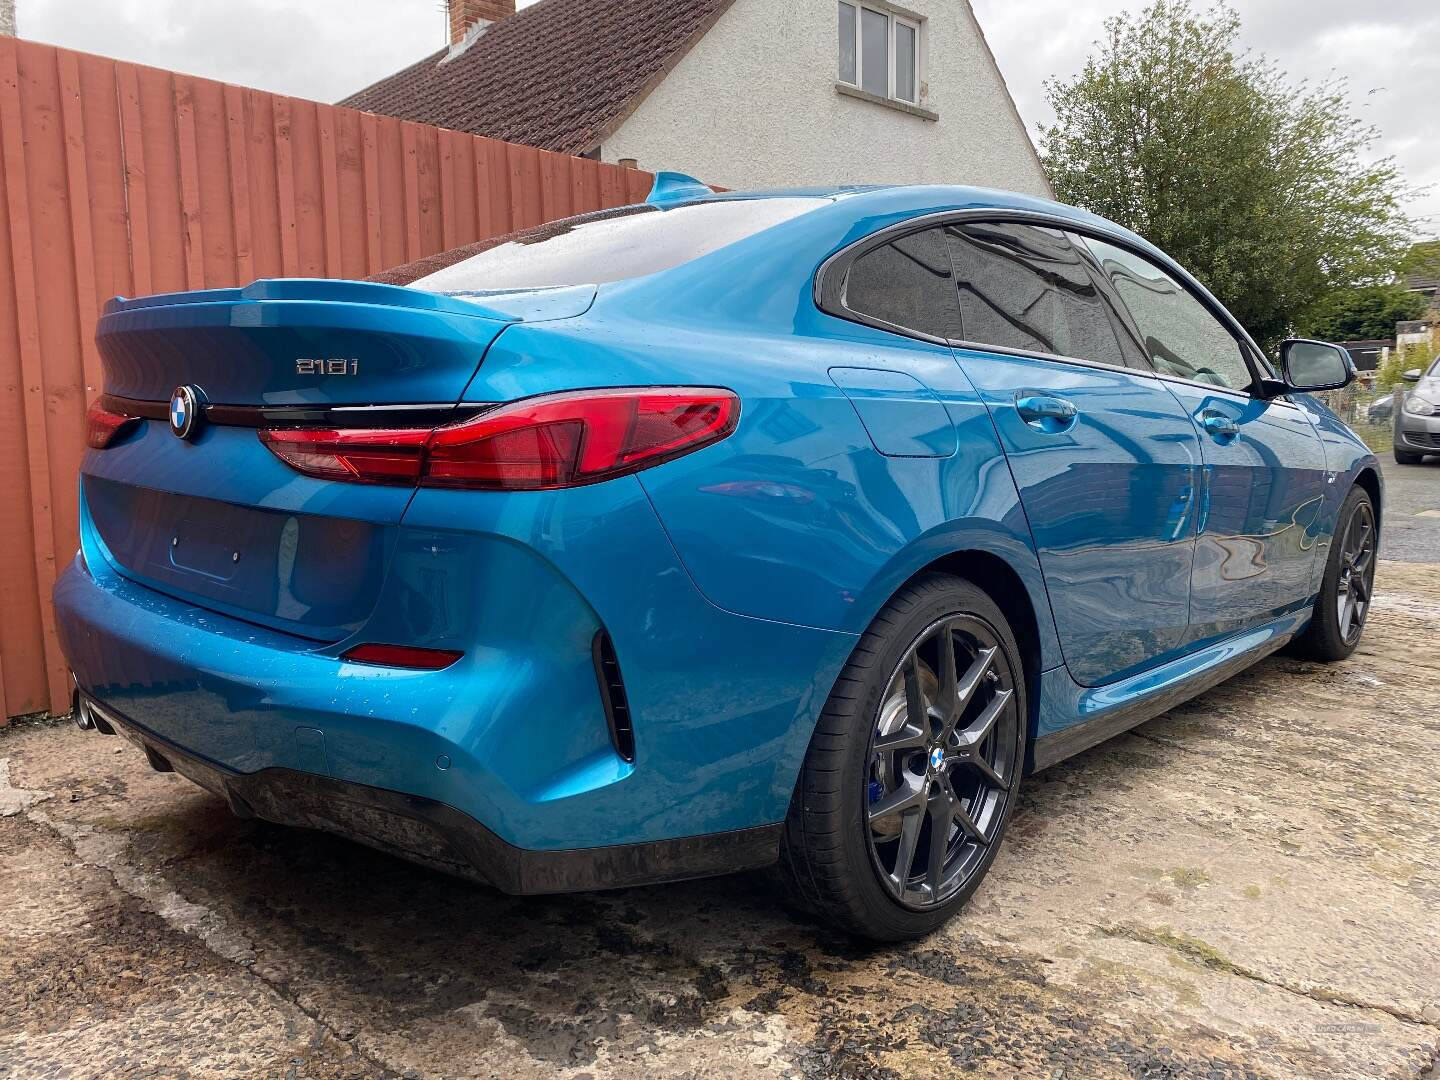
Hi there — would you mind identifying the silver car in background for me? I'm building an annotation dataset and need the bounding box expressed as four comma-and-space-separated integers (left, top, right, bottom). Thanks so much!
1394, 356, 1440, 464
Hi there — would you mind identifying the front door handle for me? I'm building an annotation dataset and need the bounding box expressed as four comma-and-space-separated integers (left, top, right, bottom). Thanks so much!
1015, 394, 1078, 426
1199, 410, 1240, 438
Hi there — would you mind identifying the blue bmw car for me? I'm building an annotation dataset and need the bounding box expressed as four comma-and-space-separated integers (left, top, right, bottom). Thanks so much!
56, 175, 1379, 940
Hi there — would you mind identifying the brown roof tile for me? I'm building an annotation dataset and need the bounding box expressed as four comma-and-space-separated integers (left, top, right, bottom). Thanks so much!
340, 0, 738, 157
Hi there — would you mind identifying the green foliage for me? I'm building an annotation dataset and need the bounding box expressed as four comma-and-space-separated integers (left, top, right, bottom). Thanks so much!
1040, 1, 1415, 350
1400, 239, 1440, 281
1296, 283, 1426, 342
1374, 336, 1437, 391
1375, 348, 1408, 391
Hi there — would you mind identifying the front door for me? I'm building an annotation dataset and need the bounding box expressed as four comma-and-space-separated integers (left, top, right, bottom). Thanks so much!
944, 222, 1202, 687
1077, 235, 1327, 644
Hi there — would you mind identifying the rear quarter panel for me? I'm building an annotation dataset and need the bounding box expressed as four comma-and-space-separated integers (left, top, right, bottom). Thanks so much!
457, 202, 1063, 669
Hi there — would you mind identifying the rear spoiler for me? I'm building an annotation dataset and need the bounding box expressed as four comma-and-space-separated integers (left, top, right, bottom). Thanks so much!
102, 278, 519, 321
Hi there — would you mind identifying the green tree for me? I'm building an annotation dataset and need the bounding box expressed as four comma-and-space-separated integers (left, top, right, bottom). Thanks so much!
1400, 239, 1440, 282
1296, 283, 1426, 342
1040, 1, 1415, 349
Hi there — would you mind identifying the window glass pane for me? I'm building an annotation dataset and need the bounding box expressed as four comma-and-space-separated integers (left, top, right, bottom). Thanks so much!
844, 227, 959, 338
838, 2, 857, 83
409, 199, 829, 292
895, 22, 917, 102
945, 223, 1128, 367
1081, 236, 1252, 389
861, 8, 889, 97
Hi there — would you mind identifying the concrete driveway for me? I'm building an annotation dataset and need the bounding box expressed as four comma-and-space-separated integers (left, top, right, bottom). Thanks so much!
3, 563, 1438, 1077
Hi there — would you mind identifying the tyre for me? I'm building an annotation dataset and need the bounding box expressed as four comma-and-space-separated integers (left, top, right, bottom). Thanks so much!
1393, 447, 1423, 465
778, 573, 1025, 941
1286, 485, 1378, 662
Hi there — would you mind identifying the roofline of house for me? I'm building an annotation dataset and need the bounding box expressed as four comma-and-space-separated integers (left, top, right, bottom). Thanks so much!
580, 0, 742, 155
962, 0, 1053, 198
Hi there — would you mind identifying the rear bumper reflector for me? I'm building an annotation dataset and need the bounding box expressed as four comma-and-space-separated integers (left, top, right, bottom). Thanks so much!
340, 643, 464, 670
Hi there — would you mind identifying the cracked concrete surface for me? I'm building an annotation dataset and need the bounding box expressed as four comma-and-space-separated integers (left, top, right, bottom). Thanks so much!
2, 561, 1438, 1079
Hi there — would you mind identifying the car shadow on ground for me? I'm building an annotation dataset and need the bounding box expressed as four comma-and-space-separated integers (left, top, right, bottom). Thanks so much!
101, 708, 1181, 1070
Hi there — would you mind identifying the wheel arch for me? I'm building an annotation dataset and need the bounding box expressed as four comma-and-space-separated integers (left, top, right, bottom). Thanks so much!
890, 548, 1047, 769
1353, 466, 1382, 530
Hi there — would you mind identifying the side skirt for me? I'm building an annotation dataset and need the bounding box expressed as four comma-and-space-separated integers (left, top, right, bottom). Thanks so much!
1030, 610, 1309, 771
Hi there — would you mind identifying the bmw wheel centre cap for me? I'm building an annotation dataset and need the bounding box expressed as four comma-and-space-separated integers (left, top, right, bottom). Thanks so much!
169, 385, 202, 440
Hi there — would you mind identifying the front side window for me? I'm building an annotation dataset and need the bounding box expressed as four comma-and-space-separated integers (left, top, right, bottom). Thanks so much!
1080, 238, 1253, 390
403, 198, 828, 292
843, 227, 959, 339
944, 222, 1131, 369
838, 2, 921, 105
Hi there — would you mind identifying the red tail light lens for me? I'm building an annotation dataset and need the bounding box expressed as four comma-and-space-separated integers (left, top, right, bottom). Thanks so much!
86, 398, 140, 449
341, 643, 464, 669
259, 387, 739, 490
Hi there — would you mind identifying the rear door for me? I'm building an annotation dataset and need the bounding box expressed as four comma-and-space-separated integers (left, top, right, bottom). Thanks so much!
943, 222, 1202, 687
1077, 236, 1327, 644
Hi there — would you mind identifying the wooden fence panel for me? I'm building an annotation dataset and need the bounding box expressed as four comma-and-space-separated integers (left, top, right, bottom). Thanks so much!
0, 37, 655, 720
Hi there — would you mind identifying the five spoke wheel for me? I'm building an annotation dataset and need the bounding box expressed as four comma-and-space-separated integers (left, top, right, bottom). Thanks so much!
865, 615, 1020, 909
1335, 499, 1376, 645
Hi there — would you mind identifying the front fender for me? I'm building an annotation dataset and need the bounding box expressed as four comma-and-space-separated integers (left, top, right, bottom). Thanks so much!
1292, 394, 1383, 591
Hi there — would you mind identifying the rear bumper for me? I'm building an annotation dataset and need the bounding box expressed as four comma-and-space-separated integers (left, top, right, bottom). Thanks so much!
77, 694, 781, 893
55, 471, 856, 866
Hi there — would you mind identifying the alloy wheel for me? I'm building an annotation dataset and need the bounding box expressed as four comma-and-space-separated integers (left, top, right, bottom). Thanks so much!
864, 614, 1020, 910
1336, 500, 1377, 644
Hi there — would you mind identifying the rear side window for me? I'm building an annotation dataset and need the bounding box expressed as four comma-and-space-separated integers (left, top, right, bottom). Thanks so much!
1080, 236, 1253, 391
389, 198, 828, 292
843, 227, 959, 339
945, 222, 1130, 368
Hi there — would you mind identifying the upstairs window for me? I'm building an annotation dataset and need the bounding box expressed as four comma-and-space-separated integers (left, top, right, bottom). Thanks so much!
838, 2, 921, 105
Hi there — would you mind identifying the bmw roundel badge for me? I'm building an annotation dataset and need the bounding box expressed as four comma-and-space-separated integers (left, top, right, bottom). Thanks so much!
169, 385, 202, 440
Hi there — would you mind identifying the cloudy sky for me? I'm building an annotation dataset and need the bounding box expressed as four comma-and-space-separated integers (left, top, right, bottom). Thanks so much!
18, 0, 1439, 229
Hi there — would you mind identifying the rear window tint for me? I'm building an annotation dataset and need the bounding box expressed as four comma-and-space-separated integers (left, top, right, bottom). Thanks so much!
384, 198, 828, 292
842, 227, 960, 339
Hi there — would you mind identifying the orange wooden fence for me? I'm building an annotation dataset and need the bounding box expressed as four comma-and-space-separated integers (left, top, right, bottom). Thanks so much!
0, 37, 656, 721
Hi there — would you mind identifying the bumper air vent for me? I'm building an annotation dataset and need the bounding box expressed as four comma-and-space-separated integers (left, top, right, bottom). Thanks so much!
592, 631, 635, 763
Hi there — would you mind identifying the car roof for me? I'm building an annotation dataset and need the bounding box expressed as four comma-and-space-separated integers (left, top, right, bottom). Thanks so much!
689, 184, 1158, 261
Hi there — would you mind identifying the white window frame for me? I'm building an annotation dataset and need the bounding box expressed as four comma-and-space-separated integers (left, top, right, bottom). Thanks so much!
838, 2, 923, 106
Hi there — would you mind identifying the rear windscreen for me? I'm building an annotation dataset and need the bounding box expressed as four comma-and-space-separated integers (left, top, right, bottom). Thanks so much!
373, 198, 828, 292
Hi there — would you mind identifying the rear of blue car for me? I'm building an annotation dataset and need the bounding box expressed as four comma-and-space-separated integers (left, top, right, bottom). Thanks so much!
55, 196, 855, 891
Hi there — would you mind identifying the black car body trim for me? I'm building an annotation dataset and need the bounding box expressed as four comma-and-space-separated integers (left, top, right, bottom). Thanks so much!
76, 693, 781, 893
100, 394, 491, 430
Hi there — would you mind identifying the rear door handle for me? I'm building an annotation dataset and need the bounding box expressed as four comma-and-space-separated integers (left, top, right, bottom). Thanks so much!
1015, 394, 1078, 426
1199, 410, 1239, 438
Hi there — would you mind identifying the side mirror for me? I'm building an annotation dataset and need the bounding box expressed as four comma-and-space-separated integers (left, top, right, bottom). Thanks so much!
1279, 339, 1354, 392
1401, 369, 1423, 382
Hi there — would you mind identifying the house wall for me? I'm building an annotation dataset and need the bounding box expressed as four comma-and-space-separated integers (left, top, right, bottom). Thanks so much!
602, 0, 1050, 195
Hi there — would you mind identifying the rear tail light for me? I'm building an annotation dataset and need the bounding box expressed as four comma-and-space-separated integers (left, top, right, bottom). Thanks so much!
259, 387, 739, 490
86, 398, 141, 449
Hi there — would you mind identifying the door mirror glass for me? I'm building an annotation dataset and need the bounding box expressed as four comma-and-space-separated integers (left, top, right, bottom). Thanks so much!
1280, 339, 1353, 392
1401, 368, 1423, 382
